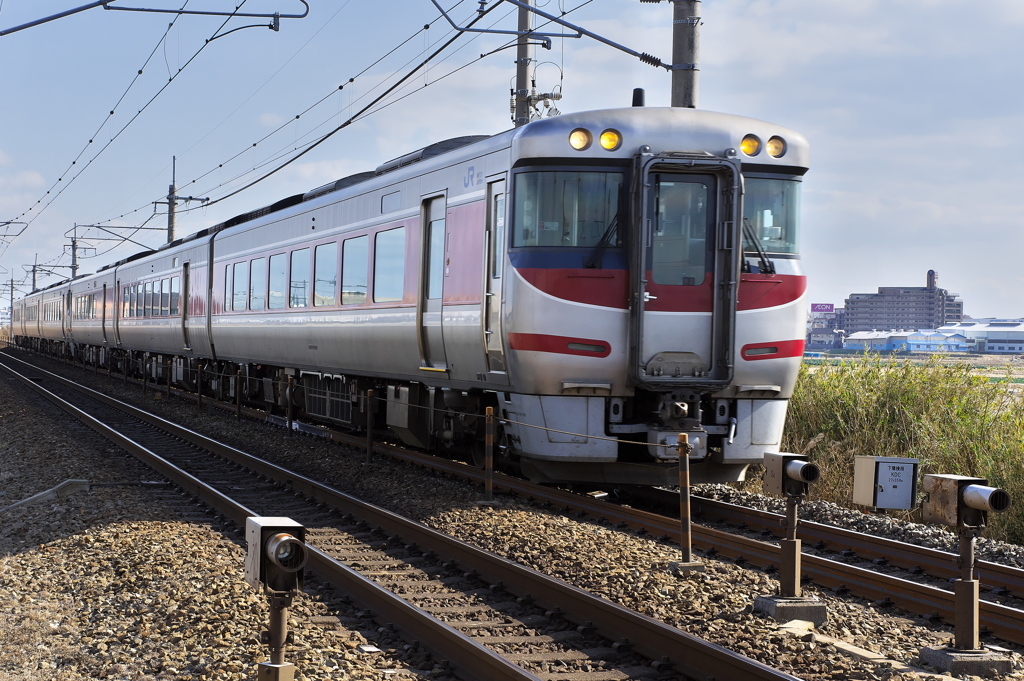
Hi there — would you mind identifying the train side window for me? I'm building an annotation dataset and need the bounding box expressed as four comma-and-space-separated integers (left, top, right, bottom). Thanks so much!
373, 227, 406, 303
314, 242, 337, 307
249, 258, 266, 311
290, 248, 311, 308
342, 236, 368, 305
225, 265, 233, 312
491, 193, 505, 278
232, 261, 249, 312
269, 254, 286, 310
135, 284, 143, 318
161, 278, 171, 316
427, 219, 444, 299
145, 281, 154, 317
170, 277, 180, 316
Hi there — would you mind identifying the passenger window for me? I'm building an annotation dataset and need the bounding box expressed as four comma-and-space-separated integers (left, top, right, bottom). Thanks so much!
314, 243, 337, 307
342, 236, 368, 305
290, 248, 311, 308
161, 279, 171, 316
427, 219, 444, 300
225, 265, 233, 312
170, 277, 180, 316
145, 281, 154, 317
232, 261, 249, 312
373, 227, 406, 303
268, 254, 287, 310
135, 284, 143, 318
249, 258, 266, 311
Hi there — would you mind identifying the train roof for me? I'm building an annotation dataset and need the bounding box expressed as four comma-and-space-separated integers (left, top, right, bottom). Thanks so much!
27, 106, 809, 294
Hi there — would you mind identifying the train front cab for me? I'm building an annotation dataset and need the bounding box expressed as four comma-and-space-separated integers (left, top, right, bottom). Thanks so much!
501, 117, 807, 487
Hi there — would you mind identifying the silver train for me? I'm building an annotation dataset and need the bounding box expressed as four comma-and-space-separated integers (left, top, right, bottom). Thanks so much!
12, 105, 809, 486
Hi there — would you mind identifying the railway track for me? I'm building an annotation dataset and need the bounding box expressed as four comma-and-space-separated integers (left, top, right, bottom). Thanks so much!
0, 348, 800, 681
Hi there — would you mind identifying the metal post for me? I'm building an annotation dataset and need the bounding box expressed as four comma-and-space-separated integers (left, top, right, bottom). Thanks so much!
286, 376, 294, 434
166, 359, 172, 399
197, 364, 204, 409
513, 0, 533, 126
258, 592, 297, 680
236, 370, 242, 419
670, 0, 701, 108
780, 494, 803, 597
671, 434, 702, 573
143, 357, 148, 390
954, 527, 981, 651
679, 433, 693, 562
365, 389, 375, 463
485, 407, 495, 502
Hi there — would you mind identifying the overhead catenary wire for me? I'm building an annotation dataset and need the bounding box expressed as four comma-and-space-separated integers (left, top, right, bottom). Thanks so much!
84, 1, 473, 232
24, 0, 600, 282
4, 0, 250, 234
185, 1, 504, 211
175, 0, 593, 216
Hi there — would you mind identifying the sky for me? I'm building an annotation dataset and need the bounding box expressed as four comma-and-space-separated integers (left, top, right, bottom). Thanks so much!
1, 0, 1022, 318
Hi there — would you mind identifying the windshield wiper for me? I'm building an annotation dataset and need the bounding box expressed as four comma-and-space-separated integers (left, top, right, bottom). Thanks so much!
584, 212, 621, 269
742, 217, 775, 275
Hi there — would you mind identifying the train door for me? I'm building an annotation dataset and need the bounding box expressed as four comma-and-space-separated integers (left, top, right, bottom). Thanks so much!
483, 178, 507, 374
181, 262, 191, 351
629, 155, 741, 389
418, 196, 448, 371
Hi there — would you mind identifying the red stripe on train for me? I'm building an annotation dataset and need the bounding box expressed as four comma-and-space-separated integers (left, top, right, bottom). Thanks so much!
740, 339, 806, 361
514, 268, 805, 312
508, 333, 612, 358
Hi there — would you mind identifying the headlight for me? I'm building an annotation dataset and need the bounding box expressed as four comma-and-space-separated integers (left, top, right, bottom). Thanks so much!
599, 129, 622, 151
569, 128, 592, 151
767, 136, 787, 158
740, 134, 761, 156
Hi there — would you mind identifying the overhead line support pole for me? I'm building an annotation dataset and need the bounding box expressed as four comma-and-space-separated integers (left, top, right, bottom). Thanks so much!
514, 0, 534, 127
671, 0, 700, 108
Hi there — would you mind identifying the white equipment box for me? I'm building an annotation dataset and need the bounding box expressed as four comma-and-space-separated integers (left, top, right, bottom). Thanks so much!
853, 456, 918, 510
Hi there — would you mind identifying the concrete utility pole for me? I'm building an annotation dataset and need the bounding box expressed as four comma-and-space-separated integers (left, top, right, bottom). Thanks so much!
70, 233, 79, 279
158, 157, 209, 244
513, 0, 533, 127
671, 0, 701, 108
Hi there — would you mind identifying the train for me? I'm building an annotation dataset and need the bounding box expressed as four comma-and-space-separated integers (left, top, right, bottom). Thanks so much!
11, 103, 808, 487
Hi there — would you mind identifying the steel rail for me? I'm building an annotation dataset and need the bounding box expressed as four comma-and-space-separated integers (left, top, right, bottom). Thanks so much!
349, 444, 1024, 646
0, 350, 800, 681
0, 355, 542, 681
684, 494, 1024, 599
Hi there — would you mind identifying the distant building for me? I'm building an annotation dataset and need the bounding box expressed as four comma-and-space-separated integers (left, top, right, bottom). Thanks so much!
806, 305, 844, 349
939, 320, 1024, 354
842, 270, 963, 333
844, 329, 968, 353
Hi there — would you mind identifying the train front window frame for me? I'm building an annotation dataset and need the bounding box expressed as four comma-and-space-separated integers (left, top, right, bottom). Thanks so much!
742, 175, 801, 257
511, 168, 625, 249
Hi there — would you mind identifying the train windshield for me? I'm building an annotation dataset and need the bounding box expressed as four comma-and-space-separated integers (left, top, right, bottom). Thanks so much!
742, 177, 800, 255
512, 171, 624, 248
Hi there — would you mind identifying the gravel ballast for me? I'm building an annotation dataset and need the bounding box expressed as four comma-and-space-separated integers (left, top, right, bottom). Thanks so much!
3, 354, 1024, 680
